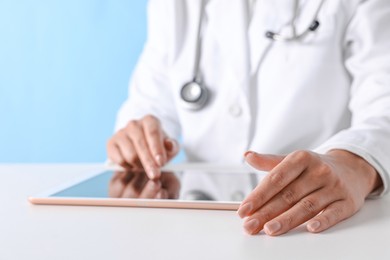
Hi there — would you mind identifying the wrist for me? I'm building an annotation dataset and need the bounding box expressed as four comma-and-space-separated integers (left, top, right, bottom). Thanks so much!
326, 149, 383, 195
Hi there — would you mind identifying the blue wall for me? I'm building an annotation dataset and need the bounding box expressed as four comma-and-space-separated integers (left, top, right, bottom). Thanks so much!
0, 0, 148, 162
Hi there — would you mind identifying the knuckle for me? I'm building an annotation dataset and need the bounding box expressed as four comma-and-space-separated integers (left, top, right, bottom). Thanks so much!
126, 120, 140, 130
285, 215, 294, 226
321, 213, 332, 226
257, 192, 267, 204
148, 128, 160, 138
115, 129, 127, 140
124, 153, 138, 165
314, 163, 334, 182
256, 211, 273, 224
269, 171, 286, 188
280, 189, 296, 206
300, 198, 317, 214
262, 212, 273, 223
331, 178, 345, 191
134, 138, 147, 149
252, 189, 267, 205
291, 150, 311, 163
143, 114, 159, 124
322, 205, 343, 226
331, 206, 343, 221
317, 163, 332, 177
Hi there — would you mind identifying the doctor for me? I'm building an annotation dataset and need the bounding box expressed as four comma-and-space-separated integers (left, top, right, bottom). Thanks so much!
107, 0, 390, 236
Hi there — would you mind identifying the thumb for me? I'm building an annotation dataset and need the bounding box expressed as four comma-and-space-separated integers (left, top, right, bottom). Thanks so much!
244, 151, 285, 171
164, 138, 180, 160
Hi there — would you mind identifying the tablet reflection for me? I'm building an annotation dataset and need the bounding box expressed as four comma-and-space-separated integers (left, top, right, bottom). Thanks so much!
108, 169, 257, 202
109, 171, 180, 200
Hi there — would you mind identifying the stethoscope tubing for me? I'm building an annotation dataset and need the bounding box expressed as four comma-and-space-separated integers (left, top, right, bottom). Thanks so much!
180, 0, 326, 110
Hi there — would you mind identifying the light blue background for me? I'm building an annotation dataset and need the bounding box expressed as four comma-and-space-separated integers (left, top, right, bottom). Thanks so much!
0, 0, 148, 162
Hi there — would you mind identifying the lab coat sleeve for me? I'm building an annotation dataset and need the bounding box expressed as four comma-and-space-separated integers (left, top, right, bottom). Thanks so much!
315, 0, 390, 196
115, 0, 181, 139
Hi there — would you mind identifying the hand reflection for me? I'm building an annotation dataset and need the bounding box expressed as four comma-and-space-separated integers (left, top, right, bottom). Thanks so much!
109, 171, 180, 199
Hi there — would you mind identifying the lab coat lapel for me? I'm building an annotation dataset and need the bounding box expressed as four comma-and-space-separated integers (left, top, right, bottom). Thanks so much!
206, 0, 250, 93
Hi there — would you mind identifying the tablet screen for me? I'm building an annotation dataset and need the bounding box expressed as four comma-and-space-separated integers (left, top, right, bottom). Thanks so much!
50, 169, 262, 203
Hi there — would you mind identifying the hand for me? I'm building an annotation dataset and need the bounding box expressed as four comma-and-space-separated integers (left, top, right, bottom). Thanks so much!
109, 171, 180, 199
237, 150, 382, 236
106, 115, 179, 179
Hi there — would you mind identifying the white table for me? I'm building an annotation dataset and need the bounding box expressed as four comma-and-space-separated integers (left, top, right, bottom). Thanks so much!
1, 164, 389, 260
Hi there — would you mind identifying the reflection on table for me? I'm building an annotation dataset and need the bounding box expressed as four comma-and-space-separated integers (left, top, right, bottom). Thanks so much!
109, 170, 260, 202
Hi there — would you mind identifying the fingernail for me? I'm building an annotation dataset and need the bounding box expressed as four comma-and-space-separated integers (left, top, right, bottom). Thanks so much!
149, 181, 161, 189
244, 151, 254, 157
244, 219, 260, 234
166, 138, 177, 152
307, 221, 321, 232
155, 155, 164, 167
156, 190, 164, 199
264, 221, 281, 235
148, 167, 160, 179
237, 203, 253, 218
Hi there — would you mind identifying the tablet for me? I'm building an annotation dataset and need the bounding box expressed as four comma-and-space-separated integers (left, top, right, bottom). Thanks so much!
29, 164, 266, 210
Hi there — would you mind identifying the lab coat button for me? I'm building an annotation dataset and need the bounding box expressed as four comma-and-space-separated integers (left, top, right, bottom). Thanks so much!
228, 104, 242, 117
231, 191, 245, 201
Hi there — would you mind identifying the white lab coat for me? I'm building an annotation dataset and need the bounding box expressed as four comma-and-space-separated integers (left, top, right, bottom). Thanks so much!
115, 0, 390, 196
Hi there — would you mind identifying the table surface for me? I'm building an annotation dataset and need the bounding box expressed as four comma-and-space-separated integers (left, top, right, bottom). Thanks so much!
1, 164, 389, 260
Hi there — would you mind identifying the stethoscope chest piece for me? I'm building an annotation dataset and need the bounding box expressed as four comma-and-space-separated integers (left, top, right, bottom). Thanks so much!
180, 80, 209, 111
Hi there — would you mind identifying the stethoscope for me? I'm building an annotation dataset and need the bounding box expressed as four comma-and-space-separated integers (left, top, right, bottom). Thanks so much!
179, 0, 208, 111
180, 0, 326, 111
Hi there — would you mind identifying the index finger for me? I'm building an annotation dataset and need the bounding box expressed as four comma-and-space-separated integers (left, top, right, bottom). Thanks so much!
126, 121, 160, 179
142, 115, 167, 167
238, 151, 310, 218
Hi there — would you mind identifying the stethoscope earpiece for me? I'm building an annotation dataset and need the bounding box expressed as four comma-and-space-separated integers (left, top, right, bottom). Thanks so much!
309, 20, 320, 31
264, 0, 324, 42
265, 31, 276, 40
265, 18, 321, 42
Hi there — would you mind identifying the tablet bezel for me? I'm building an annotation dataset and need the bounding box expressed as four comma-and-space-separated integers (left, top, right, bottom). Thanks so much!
29, 163, 264, 210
